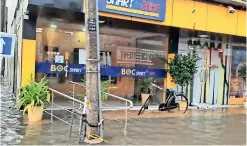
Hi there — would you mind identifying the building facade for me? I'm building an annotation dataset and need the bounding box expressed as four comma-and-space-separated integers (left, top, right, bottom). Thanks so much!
5, 0, 247, 106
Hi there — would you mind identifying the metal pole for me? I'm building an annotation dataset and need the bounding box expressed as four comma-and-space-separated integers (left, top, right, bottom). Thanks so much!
124, 102, 128, 136
72, 84, 75, 107
51, 92, 54, 123
70, 83, 76, 137
82, 96, 87, 139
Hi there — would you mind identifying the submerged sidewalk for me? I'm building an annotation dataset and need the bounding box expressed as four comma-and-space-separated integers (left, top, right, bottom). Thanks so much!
19, 107, 246, 145
0, 81, 246, 145
0, 85, 27, 145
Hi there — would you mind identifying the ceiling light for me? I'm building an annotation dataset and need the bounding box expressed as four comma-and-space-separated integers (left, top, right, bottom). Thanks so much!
198, 35, 209, 38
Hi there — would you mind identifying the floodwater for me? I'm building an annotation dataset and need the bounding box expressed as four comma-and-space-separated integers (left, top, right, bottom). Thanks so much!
1, 83, 246, 145
14, 108, 247, 145
0, 85, 27, 145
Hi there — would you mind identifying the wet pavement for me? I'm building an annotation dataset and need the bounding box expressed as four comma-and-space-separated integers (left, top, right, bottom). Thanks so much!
19, 108, 246, 145
0, 84, 27, 145
104, 109, 246, 145
1, 82, 246, 145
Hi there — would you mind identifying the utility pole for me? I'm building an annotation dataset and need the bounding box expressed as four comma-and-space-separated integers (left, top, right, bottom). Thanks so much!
84, 0, 102, 143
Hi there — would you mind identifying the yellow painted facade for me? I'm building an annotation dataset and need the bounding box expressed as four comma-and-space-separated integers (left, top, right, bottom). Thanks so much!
171, 0, 208, 31
166, 54, 176, 89
237, 10, 246, 36
21, 40, 36, 85
88, 0, 246, 37
207, 4, 238, 35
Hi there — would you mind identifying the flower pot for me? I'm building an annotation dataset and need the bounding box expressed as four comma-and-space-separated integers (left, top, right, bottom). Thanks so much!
28, 106, 44, 122
141, 94, 150, 105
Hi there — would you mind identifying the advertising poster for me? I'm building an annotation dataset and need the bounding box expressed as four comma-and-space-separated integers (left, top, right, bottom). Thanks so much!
230, 46, 246, 98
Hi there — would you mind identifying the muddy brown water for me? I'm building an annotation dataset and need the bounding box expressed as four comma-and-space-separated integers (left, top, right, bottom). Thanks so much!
18, 108, 246, 145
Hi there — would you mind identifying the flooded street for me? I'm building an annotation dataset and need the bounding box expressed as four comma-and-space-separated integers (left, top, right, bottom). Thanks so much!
18, 108, 246, 145
0, 86, 27, 145
0, 102, 27, 145
1, 85, 246, 145
104, 110, 246, 145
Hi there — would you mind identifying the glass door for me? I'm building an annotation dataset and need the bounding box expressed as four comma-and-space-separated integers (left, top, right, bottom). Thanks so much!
36, 27, 72, 90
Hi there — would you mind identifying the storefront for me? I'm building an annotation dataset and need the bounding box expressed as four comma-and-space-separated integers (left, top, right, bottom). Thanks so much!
18, 0, 246, 106
177, 29, 246, 105
33, 5, 168, 106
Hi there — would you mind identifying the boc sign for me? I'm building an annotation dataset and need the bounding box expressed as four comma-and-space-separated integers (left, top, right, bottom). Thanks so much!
0, 32, 16, 57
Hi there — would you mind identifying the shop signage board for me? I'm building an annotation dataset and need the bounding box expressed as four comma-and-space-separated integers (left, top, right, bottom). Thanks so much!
0, 32, 16, 57
36, 62, 167, 78
99, 0, 166, 21
117, 47, 166, 65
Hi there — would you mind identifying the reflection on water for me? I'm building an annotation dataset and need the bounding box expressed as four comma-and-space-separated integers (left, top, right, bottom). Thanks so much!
105, 113, 246, 145
0, 99, 27, 145
19, 109, 246, 145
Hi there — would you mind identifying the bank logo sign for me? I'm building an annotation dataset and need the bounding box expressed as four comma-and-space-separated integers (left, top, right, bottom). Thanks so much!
99, 0, 166, 21
36, 62, 167, 78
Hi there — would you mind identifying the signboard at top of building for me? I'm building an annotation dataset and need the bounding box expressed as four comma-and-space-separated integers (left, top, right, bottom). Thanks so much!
99, 0, 166, 21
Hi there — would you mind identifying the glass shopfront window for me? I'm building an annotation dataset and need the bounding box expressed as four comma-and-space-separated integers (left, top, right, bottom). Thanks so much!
98, 29, 168, 105
178, 29, 247, 105
35, 14, 168, 106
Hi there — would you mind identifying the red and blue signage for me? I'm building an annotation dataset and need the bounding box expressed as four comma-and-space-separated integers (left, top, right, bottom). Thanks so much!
36, 62, 167, 78
99, 0, 166, 21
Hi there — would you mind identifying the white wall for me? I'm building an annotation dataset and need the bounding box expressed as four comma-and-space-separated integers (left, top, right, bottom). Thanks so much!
5, 0, 28, 93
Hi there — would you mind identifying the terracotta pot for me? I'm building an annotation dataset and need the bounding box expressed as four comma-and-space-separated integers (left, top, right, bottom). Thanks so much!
28, 106, 44, 122
141, 94, 150, 105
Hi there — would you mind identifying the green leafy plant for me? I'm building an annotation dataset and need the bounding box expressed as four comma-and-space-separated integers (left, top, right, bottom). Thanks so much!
81, 77, 116, 100
140, 77, 154, 94
15, 76, 50, 114
238, 63, 246, 83
161, 54, 200, 87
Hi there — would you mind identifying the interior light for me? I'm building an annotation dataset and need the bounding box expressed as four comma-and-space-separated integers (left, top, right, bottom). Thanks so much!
36, 28, 42, 33
50, 24, 57, 28
99, 20, 105, 24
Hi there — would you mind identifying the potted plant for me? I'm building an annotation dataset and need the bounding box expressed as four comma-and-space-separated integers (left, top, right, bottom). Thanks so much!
238, 63, 247, 109
15, 76, 50, 122
140, 77, 153, 106
159, 53, 199, 107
